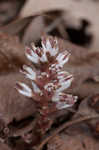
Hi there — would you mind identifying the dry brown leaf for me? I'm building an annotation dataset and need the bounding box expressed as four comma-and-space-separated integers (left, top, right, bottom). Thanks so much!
71, 96, 99, 138
0, 0, 22, 25
0, 33, 38, 124
47, 135, 66, 150
0, 72, 36, 125
20, 0, 99, 51
22, 10, 68, 45
74, 96, 98, 120
0, 33, 27, 72
0, 142, 11, 150
22, 16, 45, 45
0, 16, 33, 35
48, 125, 99, 150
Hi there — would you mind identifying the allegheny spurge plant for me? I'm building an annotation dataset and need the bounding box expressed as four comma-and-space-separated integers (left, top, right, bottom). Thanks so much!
16, 36, 77, 140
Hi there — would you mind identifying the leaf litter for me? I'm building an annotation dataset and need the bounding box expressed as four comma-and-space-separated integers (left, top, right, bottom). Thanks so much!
0, 0, 99, 150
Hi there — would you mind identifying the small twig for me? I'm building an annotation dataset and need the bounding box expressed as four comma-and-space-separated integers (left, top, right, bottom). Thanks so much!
36, 114, 99, 150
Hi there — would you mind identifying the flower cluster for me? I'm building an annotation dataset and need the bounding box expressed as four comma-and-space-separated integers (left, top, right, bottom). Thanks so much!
16, 36, 77, 134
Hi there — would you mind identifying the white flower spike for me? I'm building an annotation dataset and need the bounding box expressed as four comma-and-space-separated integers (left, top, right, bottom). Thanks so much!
17, 36, 77, 118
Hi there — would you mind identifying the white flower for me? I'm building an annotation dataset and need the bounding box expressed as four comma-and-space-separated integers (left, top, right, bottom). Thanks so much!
25, 47, 39, 64
41, 37, 59, 56
54, 94, 78, 109
16, 82, 32, 97
17, 36, 77, 112
56, 75, 73, 92
56, 51, 70, 67
21, 65, 36, 80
